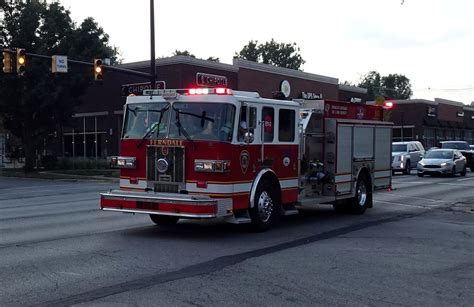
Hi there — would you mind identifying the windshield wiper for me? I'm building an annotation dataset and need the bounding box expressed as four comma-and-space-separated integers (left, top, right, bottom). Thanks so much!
172, 106, 193, 142
136, 105, 170, 148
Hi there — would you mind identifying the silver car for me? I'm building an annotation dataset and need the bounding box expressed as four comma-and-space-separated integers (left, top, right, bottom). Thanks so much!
417, 149, 467, 177
392, 141, 425, 174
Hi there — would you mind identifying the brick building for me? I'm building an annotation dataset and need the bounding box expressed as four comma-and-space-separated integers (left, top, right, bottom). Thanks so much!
60, 56, 368, 159
389, 98, 474, 148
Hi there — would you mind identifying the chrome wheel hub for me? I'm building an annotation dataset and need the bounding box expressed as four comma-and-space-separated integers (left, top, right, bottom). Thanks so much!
357, 180, 367, 207
257, 191, 273, 223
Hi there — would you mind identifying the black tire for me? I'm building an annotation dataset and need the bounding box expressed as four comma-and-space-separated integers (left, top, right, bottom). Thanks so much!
149, 214, 179, 226
349, 174, 372, 214
403, 160, 411, 175
417, 172, 424, 177
460, 166, 467, 177
249, 181, 280, 232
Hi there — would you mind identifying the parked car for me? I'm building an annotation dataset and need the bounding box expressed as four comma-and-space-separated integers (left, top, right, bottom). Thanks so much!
470, 145, 474, 150
392, 141, 425, 174
439, 141, 474, 170
417, 149, 467, 177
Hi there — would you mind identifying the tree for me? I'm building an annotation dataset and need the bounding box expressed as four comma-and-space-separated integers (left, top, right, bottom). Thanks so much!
235, 39, 305, 70
358, 71, 412, 101
382, 74, 413, 99
0, 1, 118, 171
470, 101, 474, 106
173, 50, 195, 57
358, 71, 383, 101
206, 56, 220, 62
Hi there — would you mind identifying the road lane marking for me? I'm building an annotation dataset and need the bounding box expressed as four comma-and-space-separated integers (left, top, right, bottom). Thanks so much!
456, 177, 474, 182
437, 183, 474, 187
374, 200, 434, 209
381, 195, 445, 203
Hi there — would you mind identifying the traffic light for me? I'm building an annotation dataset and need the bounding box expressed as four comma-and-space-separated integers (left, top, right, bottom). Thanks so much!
94, 59, 103, 81
16, 48, 26, 76
2, 49, 13, 73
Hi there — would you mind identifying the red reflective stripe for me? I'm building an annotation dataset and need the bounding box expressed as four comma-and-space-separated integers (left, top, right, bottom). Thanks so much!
101, 198, 216, 214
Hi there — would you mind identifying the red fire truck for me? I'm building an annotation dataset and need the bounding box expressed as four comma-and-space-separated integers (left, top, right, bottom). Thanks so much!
100, 87, 392, 231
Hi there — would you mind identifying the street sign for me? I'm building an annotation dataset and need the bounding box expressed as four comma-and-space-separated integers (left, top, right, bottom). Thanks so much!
121, 81, 166, 96
52, 55, 68, 73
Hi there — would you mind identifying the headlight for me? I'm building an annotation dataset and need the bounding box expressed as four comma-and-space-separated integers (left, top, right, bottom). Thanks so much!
110, 156, 136, 169
440, 162, 450, 167
400, 155, 405, 161
194, 160, 230, 172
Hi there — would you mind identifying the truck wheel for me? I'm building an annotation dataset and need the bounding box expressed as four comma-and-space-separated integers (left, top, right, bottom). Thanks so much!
249, 181, 280, 232
460, 166, 467, 176
349, 174, 371, 214
149, 214, 179, 226
403, 160, 411, 175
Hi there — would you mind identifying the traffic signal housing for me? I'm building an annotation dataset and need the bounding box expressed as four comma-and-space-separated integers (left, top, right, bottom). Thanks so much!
16, 48, 26, 76
2, 49, 13, 73
94, 59, 103, 81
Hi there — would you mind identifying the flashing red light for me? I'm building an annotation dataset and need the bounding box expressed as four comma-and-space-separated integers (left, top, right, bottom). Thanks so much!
383, 101, 394, 109
215, 87, 232, 95
188, 87, 232, 95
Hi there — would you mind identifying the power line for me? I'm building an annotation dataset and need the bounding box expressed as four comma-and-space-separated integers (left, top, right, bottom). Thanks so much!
414, 87, 474, 92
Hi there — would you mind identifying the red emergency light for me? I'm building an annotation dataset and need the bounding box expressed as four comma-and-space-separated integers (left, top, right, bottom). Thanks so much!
188, 87, 232, 95
383, 101, 394, 109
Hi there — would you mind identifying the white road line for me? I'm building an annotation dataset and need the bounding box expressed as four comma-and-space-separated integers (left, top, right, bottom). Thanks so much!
374, 200, 434, 209
456, 177, 474, 182
381, 194, 445, 203
437, 183, 474, 187
398, 182, 432, 184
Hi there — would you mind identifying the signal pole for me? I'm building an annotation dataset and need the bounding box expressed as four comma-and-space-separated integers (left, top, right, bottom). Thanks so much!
150, 0, 156, 89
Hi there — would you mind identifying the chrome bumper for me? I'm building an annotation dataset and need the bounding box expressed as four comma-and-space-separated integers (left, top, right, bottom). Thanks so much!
100, 189, 233, 219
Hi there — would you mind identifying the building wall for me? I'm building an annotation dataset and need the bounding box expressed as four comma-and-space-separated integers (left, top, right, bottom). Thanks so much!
62, 57, 371, 157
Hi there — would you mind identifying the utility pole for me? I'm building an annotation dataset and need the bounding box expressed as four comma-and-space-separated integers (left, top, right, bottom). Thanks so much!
150, 0, 156, 89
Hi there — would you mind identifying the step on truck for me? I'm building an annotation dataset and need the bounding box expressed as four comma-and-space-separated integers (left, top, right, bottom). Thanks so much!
100, 87, 392, 231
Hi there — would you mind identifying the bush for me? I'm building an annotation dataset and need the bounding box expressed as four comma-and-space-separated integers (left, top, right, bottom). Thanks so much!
54, 157, 110, 170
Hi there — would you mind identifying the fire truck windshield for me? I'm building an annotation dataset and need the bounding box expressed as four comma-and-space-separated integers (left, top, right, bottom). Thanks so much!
122, 103, 170, 139
169, 102, 235, 142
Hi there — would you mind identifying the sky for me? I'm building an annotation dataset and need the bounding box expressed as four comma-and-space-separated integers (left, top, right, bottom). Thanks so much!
59, 0, 473, 104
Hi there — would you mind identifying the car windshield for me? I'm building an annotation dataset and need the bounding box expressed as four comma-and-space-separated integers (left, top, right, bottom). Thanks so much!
122, 102, 170, 139
169, 102, 235, 142
441, 142, 470, 150
424, 150, 453, 159
392, 144, 407, 152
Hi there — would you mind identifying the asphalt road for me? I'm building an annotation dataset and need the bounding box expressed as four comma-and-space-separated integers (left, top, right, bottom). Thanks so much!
0, 172, 473, 306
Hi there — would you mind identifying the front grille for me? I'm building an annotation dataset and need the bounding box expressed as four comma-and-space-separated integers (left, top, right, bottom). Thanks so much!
147, 146, 185, 192
424, 165, 440, 169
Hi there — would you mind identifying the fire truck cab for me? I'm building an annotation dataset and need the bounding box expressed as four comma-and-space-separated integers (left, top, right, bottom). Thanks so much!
100, 88, 392, 231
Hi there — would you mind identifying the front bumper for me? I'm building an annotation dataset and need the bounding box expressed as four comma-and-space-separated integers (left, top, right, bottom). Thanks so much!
392, 161, 406, 171
417, 164, 452, 175
100, 190, 233, 219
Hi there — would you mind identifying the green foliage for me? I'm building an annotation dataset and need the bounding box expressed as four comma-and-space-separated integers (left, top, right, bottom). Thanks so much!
358, 71, 412, 101
0, 1, 118, 171
173, 50, 195, 57
235, 39, 305, 70
206, 56, 220, 62
55, 157, 110, 170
